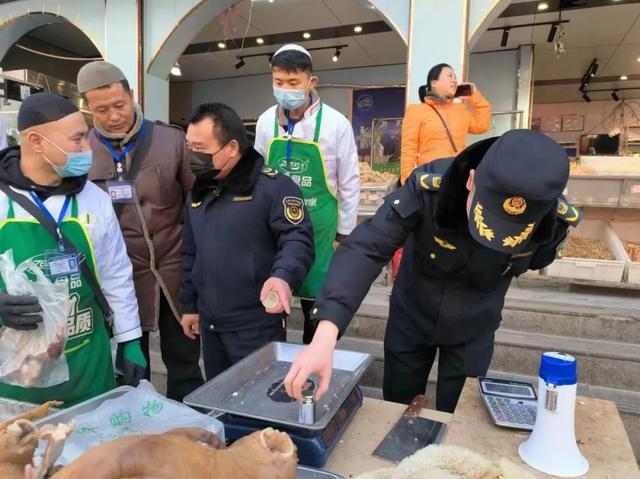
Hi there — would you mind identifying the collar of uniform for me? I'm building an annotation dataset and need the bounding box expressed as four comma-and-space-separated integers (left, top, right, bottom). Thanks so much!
191, 147, 264, 203
276, 88, 321, 127
433, 138, 496, 233
220, 147, 264, 195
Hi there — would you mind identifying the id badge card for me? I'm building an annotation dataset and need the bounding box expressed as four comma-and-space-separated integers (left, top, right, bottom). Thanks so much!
106, 179, 135, 203
44, 249, 81, 279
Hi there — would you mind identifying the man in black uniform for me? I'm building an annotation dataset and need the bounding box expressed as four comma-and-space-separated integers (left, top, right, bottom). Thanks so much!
180, 103, 314, 379
284, 129, 581, 412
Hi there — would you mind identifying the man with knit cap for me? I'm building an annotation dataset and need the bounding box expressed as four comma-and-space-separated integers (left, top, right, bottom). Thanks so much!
0, 93, 143, 405
77, 61, 203, 401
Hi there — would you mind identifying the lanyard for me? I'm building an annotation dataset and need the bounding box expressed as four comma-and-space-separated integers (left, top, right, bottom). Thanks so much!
284, 97, 315, 163
285, 116, 295, 164
99, 121, 145, 179
29, 193, 71, 251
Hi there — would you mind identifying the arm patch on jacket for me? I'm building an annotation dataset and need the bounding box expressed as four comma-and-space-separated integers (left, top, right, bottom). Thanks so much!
283, 196, 304, 224
556, 198, 582, 226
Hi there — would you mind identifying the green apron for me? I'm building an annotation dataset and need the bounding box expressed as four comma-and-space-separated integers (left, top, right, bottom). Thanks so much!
0, 195, 115, 406
267, 105, 339, 299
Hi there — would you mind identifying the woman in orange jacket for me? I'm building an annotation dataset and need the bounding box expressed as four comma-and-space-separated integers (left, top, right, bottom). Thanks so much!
400, 63, 491, 184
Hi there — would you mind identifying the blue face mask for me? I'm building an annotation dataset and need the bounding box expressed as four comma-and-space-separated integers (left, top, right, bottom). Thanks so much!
273, 82, 310, 111
39, 135, 93, 178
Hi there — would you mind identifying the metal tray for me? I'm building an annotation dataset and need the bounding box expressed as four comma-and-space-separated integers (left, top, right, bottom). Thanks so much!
34, 385, 135, 426
185, 342, 373, 431
297, 466, 343, 478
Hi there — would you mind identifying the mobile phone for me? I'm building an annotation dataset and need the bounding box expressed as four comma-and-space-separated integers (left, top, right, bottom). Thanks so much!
455, 84, 473, 97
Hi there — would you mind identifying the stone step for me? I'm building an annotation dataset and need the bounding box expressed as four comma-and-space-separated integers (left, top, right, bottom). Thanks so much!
288, 325, 640, 392
289, 282, 640, 345
493, 330, 640, 392
149, 324, 640, 395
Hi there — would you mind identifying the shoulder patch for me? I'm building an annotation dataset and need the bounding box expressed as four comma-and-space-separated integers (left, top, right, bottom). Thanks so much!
556, 198, 582, 226
283, 196, 304, 224
414, 172, 442, 191
261, 166, 278, 178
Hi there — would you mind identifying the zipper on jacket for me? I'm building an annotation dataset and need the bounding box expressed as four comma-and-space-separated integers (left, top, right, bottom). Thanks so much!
209, 186, 222, 320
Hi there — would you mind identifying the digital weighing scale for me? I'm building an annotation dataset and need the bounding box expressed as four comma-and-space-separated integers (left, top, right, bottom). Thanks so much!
184, 342, 373, 469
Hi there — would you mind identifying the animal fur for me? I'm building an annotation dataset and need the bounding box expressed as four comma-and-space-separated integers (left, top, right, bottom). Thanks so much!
356, 445, 539, 479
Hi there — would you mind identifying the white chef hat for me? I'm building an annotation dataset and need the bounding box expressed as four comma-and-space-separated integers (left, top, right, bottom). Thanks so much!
272, 44, 312, 61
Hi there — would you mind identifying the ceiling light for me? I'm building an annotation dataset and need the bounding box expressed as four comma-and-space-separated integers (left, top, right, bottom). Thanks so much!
170, 63, 182, 76
235, 58, 245, 70
582, 92, 591, 102
547, 23, 558, 43
612, 90, 620, 101
538, 2, 549, 10
590, 61, 599, 77
332, 48, 341, 62
256, 37, 264, 44
303, 32, 311, 39
637, 57, 640, 62
354, 25, 363, 33
369, 4, 376, 9
620, 74, 628, 80
501, 28, 510, 47
218, 42, 226, 49
268, 0, 274, 3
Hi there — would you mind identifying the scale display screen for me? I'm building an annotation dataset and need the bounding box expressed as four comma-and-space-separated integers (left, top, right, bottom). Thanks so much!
485, 383, 531, 396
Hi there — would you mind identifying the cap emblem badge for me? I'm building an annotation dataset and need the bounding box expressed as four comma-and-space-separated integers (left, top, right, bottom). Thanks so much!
503, 197, 527, 215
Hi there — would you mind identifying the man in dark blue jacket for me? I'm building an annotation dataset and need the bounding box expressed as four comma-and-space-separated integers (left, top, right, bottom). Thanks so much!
285, 130, 581, 412
180, 103, 314, 379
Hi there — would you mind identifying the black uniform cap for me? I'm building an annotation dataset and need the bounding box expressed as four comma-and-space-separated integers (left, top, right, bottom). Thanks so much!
17, 93, 79, 131
468, 129, 569, 254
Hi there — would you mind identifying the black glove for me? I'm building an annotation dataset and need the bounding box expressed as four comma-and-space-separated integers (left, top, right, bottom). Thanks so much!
115, 339, 148, 387
0, 292, 43, 330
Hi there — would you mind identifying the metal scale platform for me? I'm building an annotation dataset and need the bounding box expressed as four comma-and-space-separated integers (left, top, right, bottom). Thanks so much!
184, 342, 373, 468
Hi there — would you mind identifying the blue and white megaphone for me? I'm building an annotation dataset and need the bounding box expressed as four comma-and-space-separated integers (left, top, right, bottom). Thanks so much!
519, 352, 589, 477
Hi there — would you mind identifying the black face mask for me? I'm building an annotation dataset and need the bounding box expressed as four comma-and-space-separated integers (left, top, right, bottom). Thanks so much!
189, 142, 231, 180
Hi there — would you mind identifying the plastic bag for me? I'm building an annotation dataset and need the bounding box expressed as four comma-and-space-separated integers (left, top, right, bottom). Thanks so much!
0, 249, 70, 387
47, 381, 225, 465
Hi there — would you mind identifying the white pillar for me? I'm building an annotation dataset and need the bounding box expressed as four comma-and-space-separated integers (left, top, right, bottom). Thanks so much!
144, 73, 169, 122
406, 0, 470, 105
517, 45, 534, 129
104, 0, 142, 104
